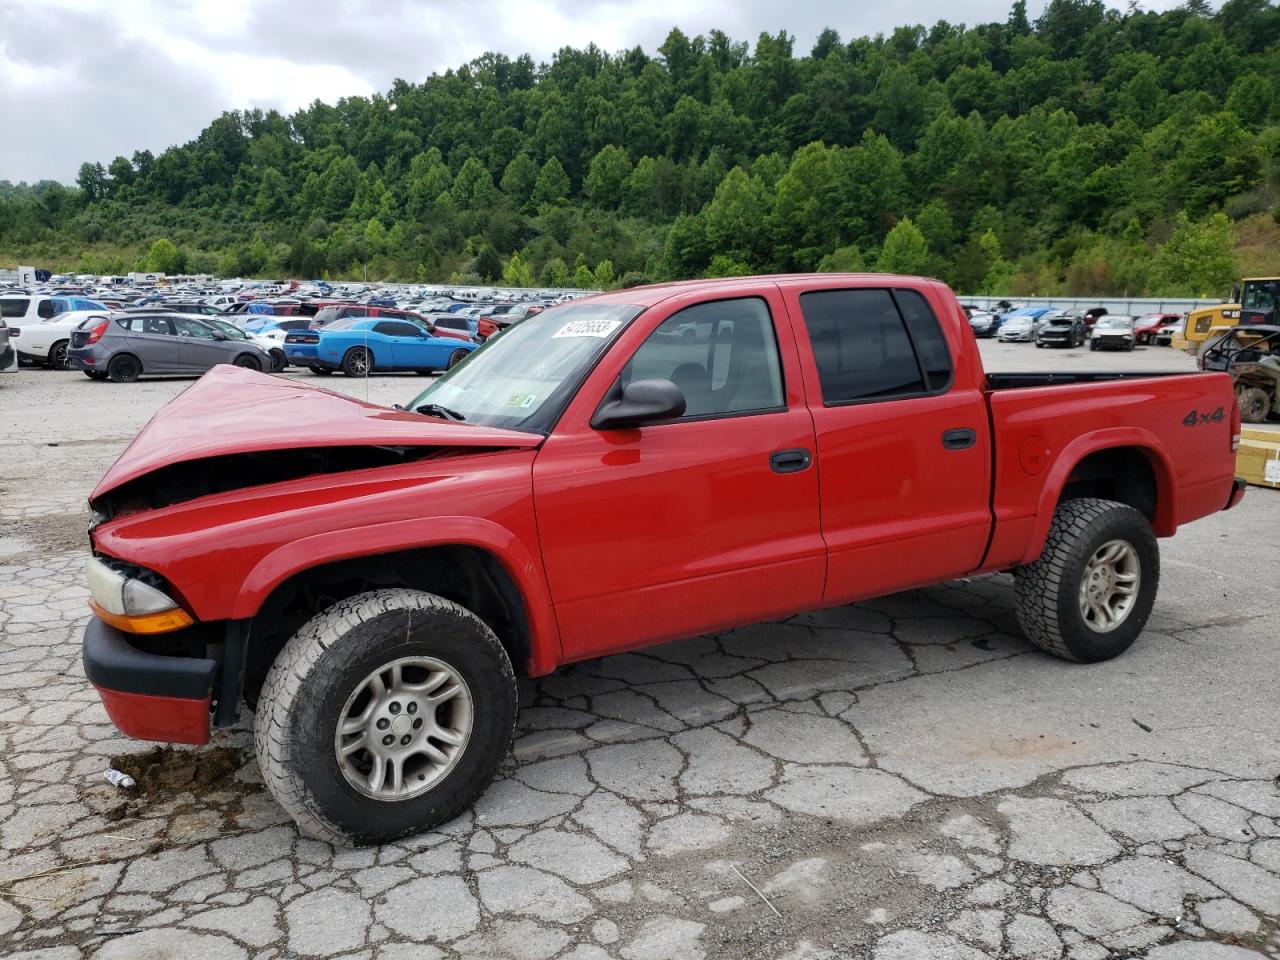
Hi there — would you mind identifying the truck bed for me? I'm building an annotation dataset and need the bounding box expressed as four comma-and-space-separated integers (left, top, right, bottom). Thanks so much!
986, 371, 1198, 390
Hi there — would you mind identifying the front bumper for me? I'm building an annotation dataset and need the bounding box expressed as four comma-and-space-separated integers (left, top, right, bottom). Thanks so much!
1093, 337, 1132, 350
998, 331, 1034, 342
83, 616, 216, 744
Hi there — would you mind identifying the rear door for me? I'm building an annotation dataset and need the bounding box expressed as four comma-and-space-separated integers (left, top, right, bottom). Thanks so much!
533, 287, 825, 662
779, 281, 992, 603
127, 315, 181, 372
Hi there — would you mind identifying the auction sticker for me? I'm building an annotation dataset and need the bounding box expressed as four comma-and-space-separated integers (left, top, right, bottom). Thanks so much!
505, 393, 537, 408
552, 319, 621, 339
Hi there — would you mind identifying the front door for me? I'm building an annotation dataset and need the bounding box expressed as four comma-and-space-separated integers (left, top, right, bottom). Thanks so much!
532, 289, 825, 662
173, 316, 231, 372
777, 281, 992, 604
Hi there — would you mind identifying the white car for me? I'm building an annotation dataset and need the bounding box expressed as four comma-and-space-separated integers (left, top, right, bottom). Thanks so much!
9, 308, 109, 369
202, 317, 287, 371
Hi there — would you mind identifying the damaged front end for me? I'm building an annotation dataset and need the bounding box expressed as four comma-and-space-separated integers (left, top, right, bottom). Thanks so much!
82, 366, 544, 745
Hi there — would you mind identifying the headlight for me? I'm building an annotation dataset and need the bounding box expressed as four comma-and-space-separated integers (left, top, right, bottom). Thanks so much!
85, 556, 194, 634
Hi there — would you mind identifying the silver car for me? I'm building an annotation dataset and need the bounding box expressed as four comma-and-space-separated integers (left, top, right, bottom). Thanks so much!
1089, 315, 1137, 352
68, 312, 273, 382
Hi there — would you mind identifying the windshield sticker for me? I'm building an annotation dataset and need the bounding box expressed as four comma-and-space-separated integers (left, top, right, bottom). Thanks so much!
552, 319, 622, 340
505, 393, 537, 408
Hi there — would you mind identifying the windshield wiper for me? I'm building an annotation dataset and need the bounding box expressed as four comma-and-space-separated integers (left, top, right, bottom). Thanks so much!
414, 403, 466, 422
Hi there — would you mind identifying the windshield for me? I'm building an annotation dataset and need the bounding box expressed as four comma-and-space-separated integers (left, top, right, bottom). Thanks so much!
407, 301, 642, 433
211, 320, 248, 340
1241, 280, 1279, 322
1096, 317, 1133, 329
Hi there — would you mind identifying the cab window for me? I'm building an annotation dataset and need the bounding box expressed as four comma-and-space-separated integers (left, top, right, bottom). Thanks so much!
621, 297, 784, 419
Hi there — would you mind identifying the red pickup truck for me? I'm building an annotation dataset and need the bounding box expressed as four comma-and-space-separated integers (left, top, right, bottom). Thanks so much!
82, 274, 1244, 844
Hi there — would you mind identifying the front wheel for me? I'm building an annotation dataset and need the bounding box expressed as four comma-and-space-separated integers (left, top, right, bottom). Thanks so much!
234, 353, 263, 371
1237, 386, 1271, 423
1014, 498, 1159, 663
254, 589, 517, 845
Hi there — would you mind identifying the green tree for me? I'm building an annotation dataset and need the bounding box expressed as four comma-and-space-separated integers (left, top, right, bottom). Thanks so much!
532, 157, 570, 207
144, 237, 183, 274
594, 258, 617, 289
817, 245, 864, 272
573, 263, 597, 288
501, 251, 535, 287
876, 219, 929, 274
255, 168, 289, 219
501, 153, 539, 211
584, 145, 633, 209
1153, 212, 1237, 297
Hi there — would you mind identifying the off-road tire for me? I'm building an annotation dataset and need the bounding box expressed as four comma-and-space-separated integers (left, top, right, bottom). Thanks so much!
1237, 386, 1271, 423
1014, 497, 1159, 663
107, 353, 141, 383
254, 588, 517, 845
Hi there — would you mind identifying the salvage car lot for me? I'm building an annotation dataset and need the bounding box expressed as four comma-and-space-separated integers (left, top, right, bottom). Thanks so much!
1, 340, 1278, 959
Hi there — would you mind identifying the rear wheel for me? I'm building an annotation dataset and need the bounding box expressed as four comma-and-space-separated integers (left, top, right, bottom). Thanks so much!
234, 353, 263, 371
1090, 341, 1098, 351
107, 354, 141, 383
83, 370, 108, 381
447, 349, 469, 370
309, 365, 333, 376
1015, 498, 1159, 663
343, 347, 372, 377
1237, 386, 1271, 423
254, 589, 517, 845
269, 349, 286, 372
48, 340, 70, 370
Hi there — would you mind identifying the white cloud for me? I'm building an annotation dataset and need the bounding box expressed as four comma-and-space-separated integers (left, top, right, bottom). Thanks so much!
0, 0, 1209, 184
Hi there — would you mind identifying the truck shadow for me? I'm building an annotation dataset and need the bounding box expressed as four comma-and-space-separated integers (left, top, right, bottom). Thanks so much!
510, 574, 1035, 758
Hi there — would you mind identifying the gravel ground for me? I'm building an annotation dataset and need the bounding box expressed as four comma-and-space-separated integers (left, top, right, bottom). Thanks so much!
1, 339, 1278, 960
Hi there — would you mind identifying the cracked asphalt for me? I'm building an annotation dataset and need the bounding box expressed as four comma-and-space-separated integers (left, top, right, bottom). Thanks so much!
1, 340, 1278, 960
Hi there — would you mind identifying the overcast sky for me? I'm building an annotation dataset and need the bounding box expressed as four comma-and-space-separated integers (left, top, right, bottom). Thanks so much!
1, 0, 1196, 185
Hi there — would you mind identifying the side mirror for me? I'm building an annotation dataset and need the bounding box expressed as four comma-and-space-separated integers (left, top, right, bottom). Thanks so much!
592, 379, 686, 430
211, 330, 228, 340
1230, 284, 1241, 304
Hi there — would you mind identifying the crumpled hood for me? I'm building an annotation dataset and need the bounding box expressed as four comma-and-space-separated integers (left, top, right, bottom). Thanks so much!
91, 365, 541, 500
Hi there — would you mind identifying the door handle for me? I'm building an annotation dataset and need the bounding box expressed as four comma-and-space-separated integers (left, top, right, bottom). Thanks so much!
769, 448, 812, 474
941, 428, 977, 450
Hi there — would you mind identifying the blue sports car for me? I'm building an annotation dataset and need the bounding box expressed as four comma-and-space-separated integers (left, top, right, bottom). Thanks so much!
284, 317, 477, 376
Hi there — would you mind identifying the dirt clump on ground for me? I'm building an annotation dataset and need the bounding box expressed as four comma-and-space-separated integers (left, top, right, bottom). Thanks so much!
110, 745, 244, 796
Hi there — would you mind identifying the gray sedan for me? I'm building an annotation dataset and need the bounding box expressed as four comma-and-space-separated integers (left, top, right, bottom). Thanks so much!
68, 312, 273, 382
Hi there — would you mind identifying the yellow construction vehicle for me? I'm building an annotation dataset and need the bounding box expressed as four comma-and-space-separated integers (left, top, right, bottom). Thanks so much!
1174, 276, 1280, 353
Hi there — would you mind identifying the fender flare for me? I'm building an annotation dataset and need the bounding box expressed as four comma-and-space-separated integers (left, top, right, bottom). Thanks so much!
232, 515, 561, 675
1020, 428, 1178, 567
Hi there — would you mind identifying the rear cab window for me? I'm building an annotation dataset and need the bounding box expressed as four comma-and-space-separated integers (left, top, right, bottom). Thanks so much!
796, 287, 953, 404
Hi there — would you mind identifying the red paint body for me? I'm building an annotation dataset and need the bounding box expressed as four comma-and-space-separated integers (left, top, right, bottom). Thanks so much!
95, 685, 212, 745
86, 275, 1242, 744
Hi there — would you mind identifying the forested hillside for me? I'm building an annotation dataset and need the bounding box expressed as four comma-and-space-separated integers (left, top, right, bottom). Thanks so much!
2, 0, 1278, 295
